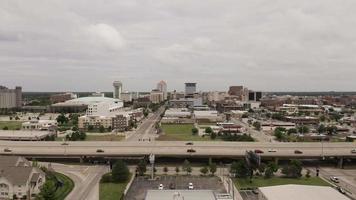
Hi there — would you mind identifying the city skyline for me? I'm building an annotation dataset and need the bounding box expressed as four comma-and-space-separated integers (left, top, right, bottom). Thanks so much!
1, 0, 356, 92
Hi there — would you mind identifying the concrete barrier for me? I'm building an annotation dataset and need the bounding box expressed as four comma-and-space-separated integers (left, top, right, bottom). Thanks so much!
219, 176, 243, 200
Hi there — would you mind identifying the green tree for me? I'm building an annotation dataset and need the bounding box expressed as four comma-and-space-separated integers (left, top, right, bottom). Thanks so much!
112, 160, 130, 183
200, 166, 208, 176
182, 159, 191, 175
210, 132, 217, 140
205, 127, 213, 134
281, 160, 302, 178
137, 160, 147, 176
191, 128, 198, 135
317, 124, 326, 133
56, 113, 68, 125
326, 125, 337, 135
305, 169, 311, 178
274, 129, 286, 141
163, 166, 168, 174
264, 162, 278, 179
175, 166, 180, 175
209, 163, 217, 175
38, 181, 56, 200
99, 125, 105, 133
252, 121, 261, 131
298, 125, 309, 134
2, 126, 8, 130
230, 161, 249, 178
287, 128, 297, 135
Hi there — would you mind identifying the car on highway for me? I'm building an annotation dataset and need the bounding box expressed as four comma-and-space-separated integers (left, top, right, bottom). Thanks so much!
185, 142, 194, 145
351, 149, 356, 154
294, 150, 303, 154
330, 176, 340, 183
187, 148, 196, 153
268, 149, 277, 153
61, 142, 69, 145
96, 149, 104, 153
188, 182, 194, 190
3, 148, 12, 153
254, 149, 264, 154
158, 184, 164, 190
169, 183, 175, 189
338, 187, 346, 194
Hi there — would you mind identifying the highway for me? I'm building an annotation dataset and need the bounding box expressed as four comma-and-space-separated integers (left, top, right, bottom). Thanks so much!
1, 141, 356, 158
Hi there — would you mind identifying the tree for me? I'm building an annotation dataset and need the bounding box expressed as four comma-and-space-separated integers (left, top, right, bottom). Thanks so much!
230, 161, 249, 178
305, 169, 311, 178
317, 124, 326, 133
200, 166, 208, 176
38, 181, 56, 200
287, 128, 297, 135
112, 160, 130, 183
326, 125, 337, 135
298, 125, 309, 134
209, 163, 217, 175
205, 127, 213, 134
137, 160, 147, 176
88, 125, 94, 131
264, 162, 278, 179
274, 129, 286, 141
281, 160, 302, 178
182, 159, 191, 175
191, 128, 198, 135
210, 132, 217, 140
175, 166, 180, 175
163, 166, 168, 175
99, 125, 105, 133
2, 126, 8, 130
56, 113, 68, 125
252, 121, 261, 131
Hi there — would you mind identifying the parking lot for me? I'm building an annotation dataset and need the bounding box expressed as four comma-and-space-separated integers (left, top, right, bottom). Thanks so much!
125, 175, 226, 200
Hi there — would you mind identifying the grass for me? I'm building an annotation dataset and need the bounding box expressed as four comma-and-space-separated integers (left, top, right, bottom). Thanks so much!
53, 172, 74, 200
99, 174, 131, 200
0, 121, 22, 130
85, 134, 124, 141
235, 176, 330, 189
158, 124, 212, 141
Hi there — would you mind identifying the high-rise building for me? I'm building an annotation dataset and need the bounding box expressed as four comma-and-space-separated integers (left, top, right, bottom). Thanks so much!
228, 86, 243, 96
185, 83, 196, 97
248, 91, 263, 101
0, 86, 22, 108
113, 81, 123, 99
157, 80, 167, 100
150, 89, 164, 104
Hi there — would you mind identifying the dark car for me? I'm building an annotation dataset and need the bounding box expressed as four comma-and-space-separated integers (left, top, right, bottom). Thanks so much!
61, 142, 69, 145
187, 148, 196, 153
185, 142, 194, 145
3, 148, 12, 153
169, 183, 176, 189
254, 149, 264, 154
294, 150, 303, 154
96, 149, 104, 153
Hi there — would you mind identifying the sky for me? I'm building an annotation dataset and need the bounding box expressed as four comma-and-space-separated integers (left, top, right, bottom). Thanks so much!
1, 0, 356, 92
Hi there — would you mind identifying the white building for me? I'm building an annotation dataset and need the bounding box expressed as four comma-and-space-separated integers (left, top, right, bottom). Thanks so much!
0, 86, 22, 108
86, 100, 124, 117
150, 90, 164, 104
78, 115, 113, 129
194, 110, 222, 122
0, 156, 46, 200
164, 108, 191, 118
113, 81, 123, 99
121, 91, 133, 102
157, 80, 168, 100
185, 83, 197, 96
22, 120, 58, 130
145, 190, 232, 200
258, 185, 350, 200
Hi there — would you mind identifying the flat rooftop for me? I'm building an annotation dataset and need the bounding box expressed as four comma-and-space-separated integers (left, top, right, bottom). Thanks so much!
259, 185, 350, 200
145, 190, 226, 200
0, 130, 51, 140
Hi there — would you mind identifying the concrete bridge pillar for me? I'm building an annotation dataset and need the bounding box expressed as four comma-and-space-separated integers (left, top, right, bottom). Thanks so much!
274, 158, 279, 165
79, 156, 84, 163
338, 157, 344, 169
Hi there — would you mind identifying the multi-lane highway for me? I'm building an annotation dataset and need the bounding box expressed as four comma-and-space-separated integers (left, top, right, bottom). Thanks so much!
1, 141, 356, 159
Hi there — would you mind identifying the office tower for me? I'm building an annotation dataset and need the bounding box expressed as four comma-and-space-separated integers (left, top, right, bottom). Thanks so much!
185, 83, 196, 97
0, 86, 22, 108
113, 81, 123, 99
156, 80, 167, 100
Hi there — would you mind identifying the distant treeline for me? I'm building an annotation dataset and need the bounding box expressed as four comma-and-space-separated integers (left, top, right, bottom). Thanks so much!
265, 91, 356, 96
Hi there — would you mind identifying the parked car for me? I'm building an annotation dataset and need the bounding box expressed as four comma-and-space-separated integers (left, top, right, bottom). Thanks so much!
268, 149, 277, 153
96, 149, 104, 153
185, 142, 194, 145
61, 142, 69, 145
188, 182, 194, 190
330, 176, 340, 183
351, 149, 356, 154
158, 184, 164, 190
254, 149, 264, 154
187, 148, 196, 153
294, 150, 303, 154
3, 148, 11, 153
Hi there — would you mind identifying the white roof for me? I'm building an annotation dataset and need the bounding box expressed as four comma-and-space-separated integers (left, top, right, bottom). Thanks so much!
145, 190, 217, 200
54, 96, 122, 106
259, 185, 350, 200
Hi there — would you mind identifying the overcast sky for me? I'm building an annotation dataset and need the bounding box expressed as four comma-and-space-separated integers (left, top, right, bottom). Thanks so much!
1, 0, 356, 92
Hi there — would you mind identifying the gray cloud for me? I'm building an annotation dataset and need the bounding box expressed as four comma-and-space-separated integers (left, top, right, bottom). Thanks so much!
0, 0, 356, 92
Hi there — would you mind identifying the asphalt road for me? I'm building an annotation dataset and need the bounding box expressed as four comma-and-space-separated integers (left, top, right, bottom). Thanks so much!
125, 107, 165, 142
1, 141, 356, 158
44, 163, 109, 200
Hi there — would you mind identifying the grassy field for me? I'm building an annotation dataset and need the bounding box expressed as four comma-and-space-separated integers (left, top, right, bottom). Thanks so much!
0, 121, 22, 130
235, 176, 330, 189
158, 124, 211, 141
99, 174, 131, 200
85, 134, 124, 141
53, 172, 74, 200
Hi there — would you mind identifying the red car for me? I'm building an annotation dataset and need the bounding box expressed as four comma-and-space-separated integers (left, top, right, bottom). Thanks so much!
254, 149, 264, 154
